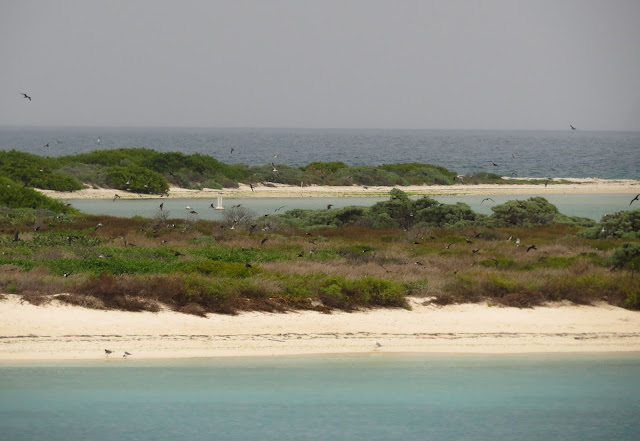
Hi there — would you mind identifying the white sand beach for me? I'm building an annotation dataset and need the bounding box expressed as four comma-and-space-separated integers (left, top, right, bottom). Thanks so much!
2, 294, 639, 361
36, 177, 640, 200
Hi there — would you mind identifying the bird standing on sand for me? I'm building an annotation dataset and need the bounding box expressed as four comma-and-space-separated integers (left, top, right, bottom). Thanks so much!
630, 194, 640, 206
373, 340, 382, 349
105, 349, 113, 357
21, 93, 31, 101
123, 351, 132, 358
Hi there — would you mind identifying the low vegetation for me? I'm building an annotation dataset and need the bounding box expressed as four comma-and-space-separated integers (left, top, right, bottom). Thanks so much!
1, 148, 559, 193
1, 192, 638, 315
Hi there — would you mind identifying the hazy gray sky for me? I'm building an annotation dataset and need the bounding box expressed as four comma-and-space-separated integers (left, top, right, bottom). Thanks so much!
2, 0, 639, 130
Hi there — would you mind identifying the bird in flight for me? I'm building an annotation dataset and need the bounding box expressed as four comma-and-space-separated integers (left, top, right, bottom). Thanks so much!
480, 198, 494, 204
43, 143, 50, 148
527, 245, 537, 252
158, 203, 163, 211
249, 183, 254, 192
570, 125, 576, 130
97, 137, 101, 145
492, 162, 499, 167
327, 204, 333, 209
230, 147, 234, 154
271, 163, 279, 176
630, 194, 640, 206
113, 194, 121, 201
21, 93, 31, 101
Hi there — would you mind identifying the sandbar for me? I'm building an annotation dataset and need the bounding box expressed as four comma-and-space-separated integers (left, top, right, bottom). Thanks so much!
2, 295, 638, 361
36, 177, 640, 200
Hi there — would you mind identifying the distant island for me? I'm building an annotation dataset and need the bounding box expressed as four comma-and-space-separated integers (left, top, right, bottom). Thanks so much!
0, 147, 565, 196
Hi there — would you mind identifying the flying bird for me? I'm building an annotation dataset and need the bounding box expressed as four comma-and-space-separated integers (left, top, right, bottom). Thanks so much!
260, 237, 268, 245
271, 163, 279, 176
113, 194, 121, 201
230, 147, 234, 154
630, 194, 640, 206
20, 93, 31, 101
249, 183, 254, 191
274, 205, 285, 212
97, 137, 101, 145
327, 204, 333, 209
480, 198, 494, 204
158, 203, 163, 210
570, 125, 576, 130
43, 143, 50, 148
527, 245, 537, 252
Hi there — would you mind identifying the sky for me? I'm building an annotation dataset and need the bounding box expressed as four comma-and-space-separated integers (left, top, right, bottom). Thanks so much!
1, 0, 639, 130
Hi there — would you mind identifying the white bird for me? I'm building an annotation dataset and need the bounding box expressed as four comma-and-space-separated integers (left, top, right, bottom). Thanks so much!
373, 339, 382, 349
515, 237, 521, 245
97, 137, 101, 145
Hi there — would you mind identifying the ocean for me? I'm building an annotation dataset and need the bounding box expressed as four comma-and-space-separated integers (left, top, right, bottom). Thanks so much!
1, 354, 639, 441
1, 126, 639, 179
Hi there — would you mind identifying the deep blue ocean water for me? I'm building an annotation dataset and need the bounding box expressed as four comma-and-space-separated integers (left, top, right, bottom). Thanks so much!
1, 126, 639, 179
1, 354, 639, 441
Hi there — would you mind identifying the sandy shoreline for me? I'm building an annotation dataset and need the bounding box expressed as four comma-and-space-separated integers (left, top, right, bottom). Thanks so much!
36, 177, 640, 200
2, 295, 639, 361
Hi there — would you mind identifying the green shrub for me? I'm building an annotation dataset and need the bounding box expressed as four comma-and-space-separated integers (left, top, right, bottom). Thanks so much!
606, 242, 640, 271
105, 165, 169, 194
0, 177, 79, 213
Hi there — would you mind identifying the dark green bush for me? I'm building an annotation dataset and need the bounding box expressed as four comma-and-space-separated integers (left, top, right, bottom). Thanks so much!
105, 165, 169, 194
0, 177, 78, 213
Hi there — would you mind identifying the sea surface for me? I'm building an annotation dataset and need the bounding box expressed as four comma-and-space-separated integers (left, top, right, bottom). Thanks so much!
1, 354, 639, 441
1, 126, 639, 179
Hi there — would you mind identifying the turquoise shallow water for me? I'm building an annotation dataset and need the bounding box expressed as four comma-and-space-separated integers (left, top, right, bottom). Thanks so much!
67, 193, 636, 221
1, 354, 639, 441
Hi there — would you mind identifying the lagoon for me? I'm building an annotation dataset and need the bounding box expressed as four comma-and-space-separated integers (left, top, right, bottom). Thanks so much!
65, 193, 635, 221
1, 354, 639, 441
